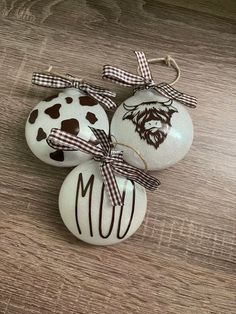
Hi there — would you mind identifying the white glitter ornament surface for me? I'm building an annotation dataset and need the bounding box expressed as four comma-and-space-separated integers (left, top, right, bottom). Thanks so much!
59, 160, 147, 245
111, 89, 194, 170
25, 88, 109, 167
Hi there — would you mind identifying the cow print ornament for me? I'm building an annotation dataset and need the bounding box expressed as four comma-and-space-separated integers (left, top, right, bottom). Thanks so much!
111, 88, 194, 170
25, 88, 109, 166
59, 160, 147, 245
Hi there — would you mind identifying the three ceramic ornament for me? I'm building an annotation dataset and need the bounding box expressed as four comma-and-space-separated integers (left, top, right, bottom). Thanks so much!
103, 51, 197, 170
47, 127, 160, 245
25, 71, 116, 166
25, 51, 197, 246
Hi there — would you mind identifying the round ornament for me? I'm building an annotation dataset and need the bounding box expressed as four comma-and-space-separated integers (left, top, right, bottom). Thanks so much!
59, 160, 147, 245
103, 51, 197, 171
25, 88, 110, 166
111, 88, 193, 170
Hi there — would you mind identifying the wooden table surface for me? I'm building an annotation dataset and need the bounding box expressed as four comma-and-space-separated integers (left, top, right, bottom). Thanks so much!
0, 1, 236, 313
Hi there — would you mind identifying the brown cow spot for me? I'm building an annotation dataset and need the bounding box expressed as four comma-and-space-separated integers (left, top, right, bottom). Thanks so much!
79, 96, 98, 106
36, 128, 47, 141
50, 150, 64, 162
43, 94, 58, 102
65, 97, 73, 104
44, 104, 61, 119
28, 109, 38, 124
61, 119, 80, 135
86, 112, 98, 124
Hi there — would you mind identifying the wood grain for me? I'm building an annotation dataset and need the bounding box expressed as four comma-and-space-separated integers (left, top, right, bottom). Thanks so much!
0, 0, 235, 313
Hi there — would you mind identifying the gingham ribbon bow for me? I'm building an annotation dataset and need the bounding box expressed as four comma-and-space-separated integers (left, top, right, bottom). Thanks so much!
103, 51, 197, 108
47, 128, 160, 206
32, 72, 117, 109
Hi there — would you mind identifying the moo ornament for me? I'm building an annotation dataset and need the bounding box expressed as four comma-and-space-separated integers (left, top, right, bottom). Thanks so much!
47, 127, 160, 245
25, 71, 116, 167
103, 51, 197, 170
59, 160, 147, 245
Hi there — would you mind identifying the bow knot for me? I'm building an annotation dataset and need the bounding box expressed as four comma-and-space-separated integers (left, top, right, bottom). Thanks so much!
93, 154, 118, 164
102, 51, 197, 108
32, 72, 117, 110
71, 80, 79, 88
144, 78, 155, 88
47, 128, 160, 206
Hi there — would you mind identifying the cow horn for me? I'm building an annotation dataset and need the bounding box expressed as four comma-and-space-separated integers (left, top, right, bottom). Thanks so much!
123, 102, 138, 111
162, 99, 173, 107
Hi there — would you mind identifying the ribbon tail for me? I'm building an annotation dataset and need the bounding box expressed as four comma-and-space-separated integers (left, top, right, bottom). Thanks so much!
90, 93, 117, 110
114, 163, 160, 191
78, 82, 117, 109
102, 65, 145, 87
155, 83, 197, 108
46, 128, 103, 155
89, 127, 111, 155
134, 51, 153, 81
32, 72, 71, 89
101, 163, 123, 206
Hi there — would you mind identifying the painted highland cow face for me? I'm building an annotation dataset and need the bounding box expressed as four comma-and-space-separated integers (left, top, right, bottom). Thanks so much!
25, 88, 109, 167
123, 99, 178, 149
110, 89, 194, 171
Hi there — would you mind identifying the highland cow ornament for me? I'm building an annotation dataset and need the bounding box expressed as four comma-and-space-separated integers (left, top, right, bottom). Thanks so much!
25, 71, 116, 167
103, 51, 197, 170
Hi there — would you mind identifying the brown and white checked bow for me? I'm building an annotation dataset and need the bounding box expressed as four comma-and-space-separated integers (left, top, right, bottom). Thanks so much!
32, 72, 117, 110
103, 51, 197, 108
47, 128, 160, 206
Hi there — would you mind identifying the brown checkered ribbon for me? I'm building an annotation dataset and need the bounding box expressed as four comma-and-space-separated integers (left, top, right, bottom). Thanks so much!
32, 72, 117, 109
47, 128, 160, 206
103, 51, 197, 108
